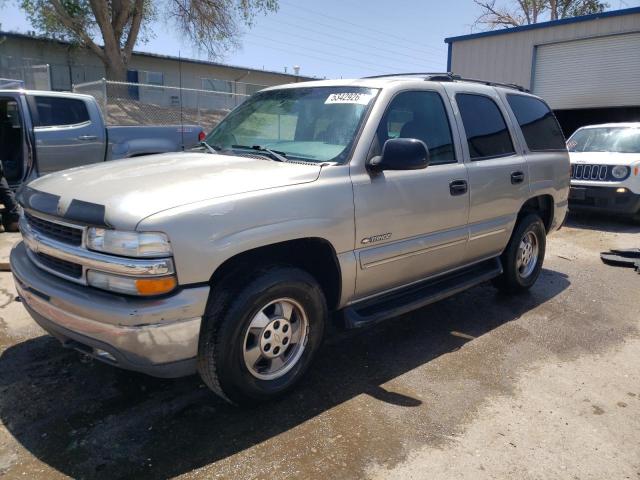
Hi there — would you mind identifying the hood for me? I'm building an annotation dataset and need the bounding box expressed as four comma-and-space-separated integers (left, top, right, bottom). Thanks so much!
569, 151, 640, 166
25, 152, 321, 229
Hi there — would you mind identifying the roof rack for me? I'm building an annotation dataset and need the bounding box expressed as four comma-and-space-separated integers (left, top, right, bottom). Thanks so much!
361, 72, 454, 80
361, 72, 529, 92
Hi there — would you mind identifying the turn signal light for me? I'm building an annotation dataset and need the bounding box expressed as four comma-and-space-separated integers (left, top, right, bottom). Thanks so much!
135, 277, 178, 296
635, 166, 639, 176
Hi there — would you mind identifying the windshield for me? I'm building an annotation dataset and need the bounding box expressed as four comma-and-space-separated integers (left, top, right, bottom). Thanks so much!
206, 86, 379, 163
567, 127, 640, 153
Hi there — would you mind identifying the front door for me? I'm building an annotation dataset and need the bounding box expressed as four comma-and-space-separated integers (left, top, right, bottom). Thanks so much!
27, 94, 105, 175
351, 88, 469, 300
0, 95, 26, 184
452, 89, 528, 263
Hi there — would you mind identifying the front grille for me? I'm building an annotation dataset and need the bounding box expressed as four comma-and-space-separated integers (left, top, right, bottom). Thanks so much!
25, 212, 83, 246
570, 164, 609, 181
570, 164, 630, 182
35, 252, 83, 278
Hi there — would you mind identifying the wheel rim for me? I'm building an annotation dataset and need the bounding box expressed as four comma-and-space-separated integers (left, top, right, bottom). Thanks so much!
516, 230, 539, 279
242, 298, 309, 381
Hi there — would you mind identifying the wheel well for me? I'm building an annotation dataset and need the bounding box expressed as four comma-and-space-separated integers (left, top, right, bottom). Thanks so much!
209, 238, 342, 311
519, 195, 554, 232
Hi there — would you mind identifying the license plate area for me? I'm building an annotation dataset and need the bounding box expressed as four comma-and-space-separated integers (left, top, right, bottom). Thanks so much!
569, 187, 586, 200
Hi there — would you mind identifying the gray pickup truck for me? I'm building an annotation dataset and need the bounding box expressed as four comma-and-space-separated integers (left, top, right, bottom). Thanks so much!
0, 90, 203, 187
10, 74, 569, 405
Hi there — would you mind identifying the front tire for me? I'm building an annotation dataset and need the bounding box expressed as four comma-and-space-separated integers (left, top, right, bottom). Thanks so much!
493, 213, 546, 293
197, 265, 327, 405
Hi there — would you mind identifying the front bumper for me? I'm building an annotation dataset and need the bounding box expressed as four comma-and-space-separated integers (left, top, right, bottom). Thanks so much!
568, 185, 640, 216
11, 242, 210, 378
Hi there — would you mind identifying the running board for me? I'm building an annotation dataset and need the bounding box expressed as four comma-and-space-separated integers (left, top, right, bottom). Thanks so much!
343, 258, 503, 329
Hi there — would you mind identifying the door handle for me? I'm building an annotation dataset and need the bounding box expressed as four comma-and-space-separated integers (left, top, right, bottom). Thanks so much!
449, 179, 468, 196
78, 135, 97, 141
511, 171, 525, 184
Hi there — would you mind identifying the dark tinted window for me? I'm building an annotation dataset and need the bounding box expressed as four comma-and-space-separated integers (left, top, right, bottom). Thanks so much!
377, 91, 456, 165
33, 96, 90, 127
456, 94, 514, 160
507, 95, 565, 151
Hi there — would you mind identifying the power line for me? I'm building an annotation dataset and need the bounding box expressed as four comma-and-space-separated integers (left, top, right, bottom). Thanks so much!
262, 17, 445, 65
245, 35, 429, 74
247, 32, 440, 72
279, 1, 446, 56
243, 40, 392, 76
248, 26, 440, 70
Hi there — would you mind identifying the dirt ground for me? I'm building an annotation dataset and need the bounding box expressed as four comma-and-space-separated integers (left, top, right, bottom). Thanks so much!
0, 213, 638, 480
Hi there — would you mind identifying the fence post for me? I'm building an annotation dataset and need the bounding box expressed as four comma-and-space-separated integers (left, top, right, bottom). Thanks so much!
101, 78, 108, 117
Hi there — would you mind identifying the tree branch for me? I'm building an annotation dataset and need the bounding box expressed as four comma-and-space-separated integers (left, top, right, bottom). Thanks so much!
49, 0, 105, 60
123, 0, 144, 61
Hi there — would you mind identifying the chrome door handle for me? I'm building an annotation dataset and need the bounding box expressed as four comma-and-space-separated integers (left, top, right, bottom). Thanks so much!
511, 171, 525, 184
78, 135, 97, 141
449, 179, 468, 196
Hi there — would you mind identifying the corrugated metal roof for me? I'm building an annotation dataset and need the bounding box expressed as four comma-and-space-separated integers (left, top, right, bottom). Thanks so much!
444, 6, 640, 44
0, 30, 315, 80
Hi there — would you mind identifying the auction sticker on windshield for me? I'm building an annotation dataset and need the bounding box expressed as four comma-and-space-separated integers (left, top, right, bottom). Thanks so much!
325, 93, 374, 105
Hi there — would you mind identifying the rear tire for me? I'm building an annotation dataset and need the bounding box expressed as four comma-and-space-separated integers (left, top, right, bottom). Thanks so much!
197, 265, 327, 405
493, 213, 546, 293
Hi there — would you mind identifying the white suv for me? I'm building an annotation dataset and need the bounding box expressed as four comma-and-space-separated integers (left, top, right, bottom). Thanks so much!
567, 123, 640, 220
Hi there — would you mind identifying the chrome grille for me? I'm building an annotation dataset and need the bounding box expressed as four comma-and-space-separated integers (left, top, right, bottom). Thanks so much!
24, 212, 83, 246
570, 164, 608, 181
35, 252, 83, 278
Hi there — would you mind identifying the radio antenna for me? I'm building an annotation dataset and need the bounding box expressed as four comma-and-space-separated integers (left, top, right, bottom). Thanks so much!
179, 50, 185, 150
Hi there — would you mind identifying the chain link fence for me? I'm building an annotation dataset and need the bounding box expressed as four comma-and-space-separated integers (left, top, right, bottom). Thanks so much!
73, 79, 258, 131
0, 62, 51, 90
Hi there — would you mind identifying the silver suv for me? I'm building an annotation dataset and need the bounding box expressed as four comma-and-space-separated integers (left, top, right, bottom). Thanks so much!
11, 74, 570, 405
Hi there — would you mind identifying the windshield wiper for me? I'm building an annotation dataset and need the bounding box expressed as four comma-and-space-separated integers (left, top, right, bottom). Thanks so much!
200, 140, 218, 154
231, 144, 288, 162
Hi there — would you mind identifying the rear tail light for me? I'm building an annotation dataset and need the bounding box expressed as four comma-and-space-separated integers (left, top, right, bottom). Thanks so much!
198, 131, 206, 142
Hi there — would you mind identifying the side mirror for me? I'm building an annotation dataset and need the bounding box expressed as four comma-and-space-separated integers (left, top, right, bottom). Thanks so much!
367, 138, 430, 172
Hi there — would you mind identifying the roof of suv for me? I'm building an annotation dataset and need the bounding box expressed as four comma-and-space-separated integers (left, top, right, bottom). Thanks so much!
267, 73, 530, 94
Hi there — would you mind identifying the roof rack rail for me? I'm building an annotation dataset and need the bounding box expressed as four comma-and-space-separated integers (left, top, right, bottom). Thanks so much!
360, 72, 529, 92
451, 76, 529, 92
361, 72, 456, 80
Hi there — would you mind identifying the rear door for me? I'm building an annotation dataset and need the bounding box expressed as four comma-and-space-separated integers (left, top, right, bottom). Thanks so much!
27, 94, 106, 175
450, 86, 527, 262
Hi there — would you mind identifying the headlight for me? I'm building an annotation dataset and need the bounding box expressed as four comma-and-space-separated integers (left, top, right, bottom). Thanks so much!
611, 165, 629, 179
87, 270, 177, 296
87, 228, 171, 257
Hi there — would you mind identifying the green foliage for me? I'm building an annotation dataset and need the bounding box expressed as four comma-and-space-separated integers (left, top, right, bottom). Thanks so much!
20, 0, 96, 42
16, 0, 279, 79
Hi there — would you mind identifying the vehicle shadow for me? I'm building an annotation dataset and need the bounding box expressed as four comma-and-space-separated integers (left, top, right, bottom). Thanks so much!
0, 269, 569, 479
565, 211, 640, 234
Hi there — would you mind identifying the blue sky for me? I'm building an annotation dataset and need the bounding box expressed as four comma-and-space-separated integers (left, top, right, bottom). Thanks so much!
2, 0, 638, 79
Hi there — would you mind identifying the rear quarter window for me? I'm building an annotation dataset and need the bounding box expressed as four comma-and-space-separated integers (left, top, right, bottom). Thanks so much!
32, 96, 90, 127
507, 95, 566, 151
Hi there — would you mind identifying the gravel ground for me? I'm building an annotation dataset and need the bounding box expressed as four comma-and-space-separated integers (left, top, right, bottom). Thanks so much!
0, 213, 638, 480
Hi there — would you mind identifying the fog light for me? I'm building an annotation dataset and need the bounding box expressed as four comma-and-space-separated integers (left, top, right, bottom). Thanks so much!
616, 187, 627, 193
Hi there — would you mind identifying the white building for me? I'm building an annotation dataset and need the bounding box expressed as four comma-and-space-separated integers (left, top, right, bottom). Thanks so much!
445, 7, 640, 134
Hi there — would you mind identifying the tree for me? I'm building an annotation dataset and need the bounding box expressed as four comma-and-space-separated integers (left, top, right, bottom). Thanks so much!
473, 0, 607, 30
19, 0, 279, 81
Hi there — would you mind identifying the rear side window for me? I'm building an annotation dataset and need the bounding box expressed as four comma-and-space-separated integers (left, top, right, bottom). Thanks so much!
32, 96, 90, 127
456, 94, 514, 160
507, 95, 565, 151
